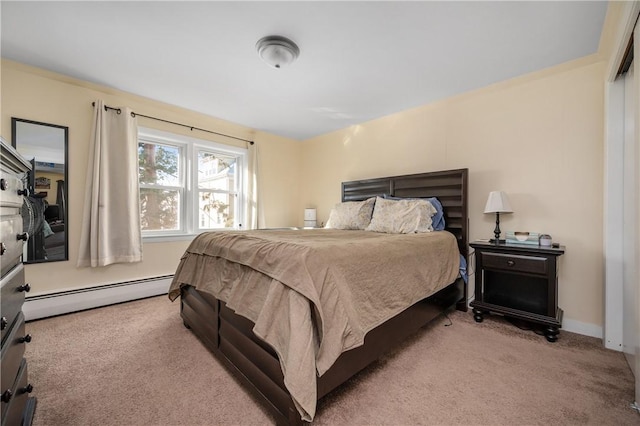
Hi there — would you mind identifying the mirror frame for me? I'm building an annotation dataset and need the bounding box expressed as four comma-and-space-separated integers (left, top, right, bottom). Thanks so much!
11, 117, 69, 263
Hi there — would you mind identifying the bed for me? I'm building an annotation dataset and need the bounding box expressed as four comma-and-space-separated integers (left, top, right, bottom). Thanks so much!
169, 168, 469, 425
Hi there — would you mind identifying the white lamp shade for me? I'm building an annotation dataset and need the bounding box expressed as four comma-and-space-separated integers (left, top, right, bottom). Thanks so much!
484, 191, 513, 214
304, 208, 317, 221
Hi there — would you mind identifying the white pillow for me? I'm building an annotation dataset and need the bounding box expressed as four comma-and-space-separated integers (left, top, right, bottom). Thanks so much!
325, 197, 376, 230
365, 196, 436, 234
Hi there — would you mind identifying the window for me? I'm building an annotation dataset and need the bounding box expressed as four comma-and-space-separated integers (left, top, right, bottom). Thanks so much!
139, 140, 182, 232
196, 150, 238, 229
138, 128, 247, 239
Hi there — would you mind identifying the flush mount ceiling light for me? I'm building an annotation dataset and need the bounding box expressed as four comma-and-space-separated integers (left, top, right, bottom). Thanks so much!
256, 35, 300, 69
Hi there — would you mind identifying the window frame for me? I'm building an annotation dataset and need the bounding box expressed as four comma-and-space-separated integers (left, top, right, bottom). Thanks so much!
138, 127, 247, 242
138, 132, 186, 237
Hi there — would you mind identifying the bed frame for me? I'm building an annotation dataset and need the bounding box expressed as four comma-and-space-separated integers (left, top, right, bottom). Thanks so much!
179, 168, 469, 425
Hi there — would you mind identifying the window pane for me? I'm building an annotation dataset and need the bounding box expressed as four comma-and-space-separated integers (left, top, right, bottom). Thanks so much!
139, 142, 180, 186
198, 151, 236, 191
199, 191, 234, 229
140, 188, 180, 231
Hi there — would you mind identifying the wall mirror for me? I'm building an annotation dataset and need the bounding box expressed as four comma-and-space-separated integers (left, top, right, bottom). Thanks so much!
12, 118, 69, 263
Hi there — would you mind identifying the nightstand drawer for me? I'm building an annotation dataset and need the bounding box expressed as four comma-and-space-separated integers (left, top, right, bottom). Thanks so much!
481, 252, 547, 275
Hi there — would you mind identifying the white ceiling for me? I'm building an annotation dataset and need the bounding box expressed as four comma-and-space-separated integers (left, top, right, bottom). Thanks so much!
1, 1, 608, 141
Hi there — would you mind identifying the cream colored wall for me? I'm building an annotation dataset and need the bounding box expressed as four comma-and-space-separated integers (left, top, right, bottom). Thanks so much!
1, 60, 301, 295
253, 130, 302, 226
0, 13, 615, 331
300, 57, 606, 329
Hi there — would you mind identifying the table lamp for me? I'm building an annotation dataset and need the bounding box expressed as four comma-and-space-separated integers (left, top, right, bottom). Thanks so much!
484, 191, 513, 243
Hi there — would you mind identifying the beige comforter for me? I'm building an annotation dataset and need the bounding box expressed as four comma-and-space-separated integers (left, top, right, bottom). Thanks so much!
168, 228, 459, 421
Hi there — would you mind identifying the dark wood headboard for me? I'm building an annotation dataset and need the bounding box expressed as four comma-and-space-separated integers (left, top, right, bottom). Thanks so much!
341, 168, 469, 257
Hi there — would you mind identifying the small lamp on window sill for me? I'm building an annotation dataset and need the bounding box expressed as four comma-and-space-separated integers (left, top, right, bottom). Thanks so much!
484, 191, 513, 244
304, 208, 317, 228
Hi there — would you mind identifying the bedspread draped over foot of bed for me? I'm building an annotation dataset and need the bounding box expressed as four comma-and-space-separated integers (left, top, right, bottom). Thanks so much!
168, 228, 460, 421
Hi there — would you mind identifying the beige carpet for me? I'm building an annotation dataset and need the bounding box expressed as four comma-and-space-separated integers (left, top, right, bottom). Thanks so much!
25, 296, 639, 425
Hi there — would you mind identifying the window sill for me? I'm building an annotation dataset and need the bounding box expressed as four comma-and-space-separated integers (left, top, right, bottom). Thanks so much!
142, 229, 239, 244
143, 234, 200, 244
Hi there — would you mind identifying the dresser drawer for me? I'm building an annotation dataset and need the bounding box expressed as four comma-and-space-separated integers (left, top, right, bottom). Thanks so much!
1, 265, 26, 343
1, 359, 30, 426
1, 313, 28, 414
481, 251, 547, 275
0, 171, 26, 210
0, 215, 26, 277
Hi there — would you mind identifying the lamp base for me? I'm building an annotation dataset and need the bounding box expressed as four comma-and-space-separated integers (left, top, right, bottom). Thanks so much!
489, 238, 506, 244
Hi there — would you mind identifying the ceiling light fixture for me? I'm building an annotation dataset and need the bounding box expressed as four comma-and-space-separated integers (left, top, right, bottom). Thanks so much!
256, 35, 300, 69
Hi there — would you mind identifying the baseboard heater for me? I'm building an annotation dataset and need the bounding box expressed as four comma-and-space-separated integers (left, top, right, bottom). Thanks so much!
23, 275, 172, 321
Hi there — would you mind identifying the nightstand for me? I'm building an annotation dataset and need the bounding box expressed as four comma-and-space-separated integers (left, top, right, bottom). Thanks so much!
469, 241, 565, 342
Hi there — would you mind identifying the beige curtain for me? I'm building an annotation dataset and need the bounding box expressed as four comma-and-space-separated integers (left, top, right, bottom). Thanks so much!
246, 142, 264, 229
77, 100, 142, 267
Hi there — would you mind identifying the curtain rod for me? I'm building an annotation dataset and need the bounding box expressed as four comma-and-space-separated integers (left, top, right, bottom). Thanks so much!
91, 102, 254, 144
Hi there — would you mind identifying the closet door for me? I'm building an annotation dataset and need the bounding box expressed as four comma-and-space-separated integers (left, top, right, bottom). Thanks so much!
605, 4, 640, 409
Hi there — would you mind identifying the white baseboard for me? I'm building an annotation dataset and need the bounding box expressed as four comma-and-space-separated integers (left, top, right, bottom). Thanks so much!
23, 275, 172, 321
26, 279, 609, 348
467, 297, 606, 345
562, 318, 604, 342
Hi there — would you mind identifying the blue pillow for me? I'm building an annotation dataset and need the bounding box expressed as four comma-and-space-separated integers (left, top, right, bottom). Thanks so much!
382, 194, 446, 231
427, 197, 445, 231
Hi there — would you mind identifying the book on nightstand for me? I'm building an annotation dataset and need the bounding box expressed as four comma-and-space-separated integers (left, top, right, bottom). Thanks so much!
505, 231, 540, 245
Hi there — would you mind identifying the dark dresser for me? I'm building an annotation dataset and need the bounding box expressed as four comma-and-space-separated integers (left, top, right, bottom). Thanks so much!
1, 138, 36, 425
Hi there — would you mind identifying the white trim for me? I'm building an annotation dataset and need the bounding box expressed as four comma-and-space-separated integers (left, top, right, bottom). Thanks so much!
604, 78, 625, 351
603, 1, 640, 354
633, 29, 640, 401
192, 143, 246, 231
143, 233, 199, 243
138, 129, 189, 237
605, 1, 640, 82
23, 276, 606, 343
562, 318, 603, 341
23, 276, 171, 321
468, 295, 605, 341
138, 126, 248, 237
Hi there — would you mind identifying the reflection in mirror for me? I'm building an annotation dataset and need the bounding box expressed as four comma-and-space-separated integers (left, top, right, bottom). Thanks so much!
12, 118, 68, 263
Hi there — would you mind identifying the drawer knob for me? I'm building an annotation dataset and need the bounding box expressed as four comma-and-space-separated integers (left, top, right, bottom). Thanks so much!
0, 317, 7, 330
17, 188, 28, 196
18, 283, 31, 293
20, 384, 33, 394
0, 242, 5, 256
0, 178, 6, 191
507, 260, 515, 267
1, 389, 12, 403
19, 334, 32, 344
16, 232, 29, 242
